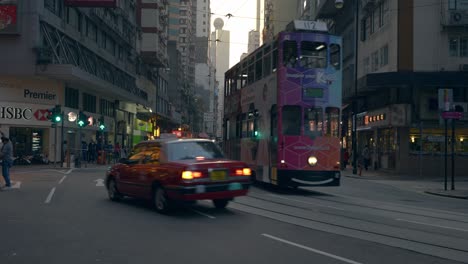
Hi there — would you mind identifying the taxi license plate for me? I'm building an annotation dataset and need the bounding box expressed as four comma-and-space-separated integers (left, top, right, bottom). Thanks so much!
210, 170, 227, 181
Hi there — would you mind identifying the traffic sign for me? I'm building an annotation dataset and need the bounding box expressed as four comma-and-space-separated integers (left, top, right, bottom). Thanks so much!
441, 111, 463, 120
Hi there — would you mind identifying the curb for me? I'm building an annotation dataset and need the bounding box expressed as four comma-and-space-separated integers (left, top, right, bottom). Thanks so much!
424, 190, 468, 199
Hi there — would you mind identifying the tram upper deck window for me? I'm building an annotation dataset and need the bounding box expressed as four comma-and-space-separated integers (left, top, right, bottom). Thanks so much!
283, 40, 298, 68
301, 41, 327, 68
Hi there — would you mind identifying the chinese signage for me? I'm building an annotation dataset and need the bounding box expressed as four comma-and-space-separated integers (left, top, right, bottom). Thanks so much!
64, 0, 117, 7
0, 0, 18, 34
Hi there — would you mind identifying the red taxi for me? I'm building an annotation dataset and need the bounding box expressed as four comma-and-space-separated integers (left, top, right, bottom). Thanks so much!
105, 139, 252, 213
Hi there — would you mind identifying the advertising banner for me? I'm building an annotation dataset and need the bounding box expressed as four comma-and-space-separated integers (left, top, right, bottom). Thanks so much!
64, 0, 117, 8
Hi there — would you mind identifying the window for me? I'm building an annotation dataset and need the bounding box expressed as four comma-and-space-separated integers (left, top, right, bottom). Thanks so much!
300, 41, 327, 68
282, 40, 298, 67
325, 107, 340, 137
100, 99, 115, 117
449, 0, 456, 10
449, 37, 459, 56
330, 44, 341, 70
371, 51, 379, 72
461, 37, 468, 57
380, 45, 389, 66
363, 57, 370, 74
282, 106, 301, 136
86, 19, 97, 42
65, 87, 79, 109
82, 93, 97, 113
129, 142, 162, 164
167, 141, 224, 161
304, 107, 323, 138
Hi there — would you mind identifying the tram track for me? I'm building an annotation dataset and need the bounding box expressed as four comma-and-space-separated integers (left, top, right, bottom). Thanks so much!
249, 188, 468, 224
230, 193, 468, 261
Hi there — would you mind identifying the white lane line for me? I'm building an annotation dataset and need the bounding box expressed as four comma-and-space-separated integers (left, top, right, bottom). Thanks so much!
268, 194, 345, 211
65, 169, 73, 175
262, 234, 363, 264
94, 179, 105, 187
58, 175, 67, 184
191, 209, 216, 219
44, 187, 56, 204
396, 219, 468, 232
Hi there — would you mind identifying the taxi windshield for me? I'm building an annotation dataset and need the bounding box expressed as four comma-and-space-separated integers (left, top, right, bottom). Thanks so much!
167, 141, 224, 161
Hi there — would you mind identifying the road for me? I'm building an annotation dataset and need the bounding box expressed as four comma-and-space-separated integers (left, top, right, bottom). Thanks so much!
1, 166, 467, 264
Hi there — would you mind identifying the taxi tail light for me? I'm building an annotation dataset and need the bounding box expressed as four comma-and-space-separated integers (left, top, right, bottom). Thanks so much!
181, 171, 203, 180
234, 168, 251, 176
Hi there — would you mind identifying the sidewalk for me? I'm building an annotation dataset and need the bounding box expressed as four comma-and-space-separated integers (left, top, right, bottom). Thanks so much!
341, 167, 468, 200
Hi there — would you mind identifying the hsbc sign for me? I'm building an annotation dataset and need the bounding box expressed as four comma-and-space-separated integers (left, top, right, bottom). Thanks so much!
0, 102, 54, 126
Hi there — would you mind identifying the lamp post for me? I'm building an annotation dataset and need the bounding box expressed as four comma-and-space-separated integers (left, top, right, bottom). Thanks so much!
333, 0, 358, 174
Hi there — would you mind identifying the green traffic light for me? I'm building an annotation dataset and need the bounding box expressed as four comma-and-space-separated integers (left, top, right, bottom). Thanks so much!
99, 124, 105, 130
54, 116, 61, 122
254, 131, 258, 137
78, 120, 85, 127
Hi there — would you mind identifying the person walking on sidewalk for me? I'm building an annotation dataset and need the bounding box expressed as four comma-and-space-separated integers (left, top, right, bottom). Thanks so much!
0, 135, 14, 189
362, 145, 371, 171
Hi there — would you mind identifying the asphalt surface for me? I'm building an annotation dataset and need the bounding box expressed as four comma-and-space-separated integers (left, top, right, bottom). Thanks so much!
1, 165, 467, 264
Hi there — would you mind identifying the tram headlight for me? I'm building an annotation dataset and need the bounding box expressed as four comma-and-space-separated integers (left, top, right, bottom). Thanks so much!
308, 156, 318, 166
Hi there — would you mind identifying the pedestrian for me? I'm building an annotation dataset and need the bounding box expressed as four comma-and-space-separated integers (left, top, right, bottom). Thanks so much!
113, 142, 121, 163
0, 135, 14, 189
362, 145, 370, 171
343, 148, 349, 169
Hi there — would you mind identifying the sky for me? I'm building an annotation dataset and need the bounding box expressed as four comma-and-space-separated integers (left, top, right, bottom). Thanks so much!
210, 0, 259, 68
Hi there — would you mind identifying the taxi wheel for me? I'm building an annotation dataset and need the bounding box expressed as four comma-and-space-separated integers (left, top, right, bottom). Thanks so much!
108, 179, 123, 202
153, 186, 170, 213
212, 199, 229, 209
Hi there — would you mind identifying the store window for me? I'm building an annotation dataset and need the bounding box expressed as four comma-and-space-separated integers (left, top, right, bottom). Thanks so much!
9, 127, 49, 157
409, 128, 468, 155
65, 87, 79, 109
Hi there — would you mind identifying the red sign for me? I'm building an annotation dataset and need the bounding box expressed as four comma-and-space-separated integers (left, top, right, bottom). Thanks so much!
0, 2, 18, 34
441, 111, 463, 120
34, 109, 50, 121
64, 0, 117, 7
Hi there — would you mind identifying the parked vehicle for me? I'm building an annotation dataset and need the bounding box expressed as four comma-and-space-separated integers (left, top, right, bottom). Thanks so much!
105, 138, 252, 213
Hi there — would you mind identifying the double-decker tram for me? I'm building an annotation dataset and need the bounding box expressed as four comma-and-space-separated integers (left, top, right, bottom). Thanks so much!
223, 20, 342, 188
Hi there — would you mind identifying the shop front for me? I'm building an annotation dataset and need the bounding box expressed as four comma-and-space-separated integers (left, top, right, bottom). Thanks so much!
356, 104, 411, 172
0, 77, 63, 162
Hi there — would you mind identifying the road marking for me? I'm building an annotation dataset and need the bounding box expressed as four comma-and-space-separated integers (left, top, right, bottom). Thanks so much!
396, 219, 468, 232
262, 234, 363, 264
268, 194, 344, 211
44, 187, 56, 204
58, 175, 67, 184
95, 179, 105, 187
191, 209, 216, 219
65, 169, 73, 175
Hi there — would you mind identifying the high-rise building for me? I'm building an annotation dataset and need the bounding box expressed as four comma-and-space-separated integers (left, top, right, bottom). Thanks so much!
248, 30, 261, 54
316, 0, 468, 177
263, 0, 300, 42
194, 0, 216, 136
0, 0, 168, 161
211, 18, 230, 139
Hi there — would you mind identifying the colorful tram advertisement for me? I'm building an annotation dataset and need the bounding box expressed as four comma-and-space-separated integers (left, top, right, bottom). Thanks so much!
223, 20, 342, 188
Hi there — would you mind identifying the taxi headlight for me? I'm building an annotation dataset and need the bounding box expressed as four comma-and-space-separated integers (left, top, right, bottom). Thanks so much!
308, 156, 318, 166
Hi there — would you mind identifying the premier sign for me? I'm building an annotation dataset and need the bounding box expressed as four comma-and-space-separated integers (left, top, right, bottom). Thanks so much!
64, 0, 117, 7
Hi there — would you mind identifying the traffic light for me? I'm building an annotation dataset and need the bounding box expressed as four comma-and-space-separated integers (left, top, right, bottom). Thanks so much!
98, 116, 105, 131
52, 105, 62, 123
46, 107, 54, 122
77, 111, 89, 127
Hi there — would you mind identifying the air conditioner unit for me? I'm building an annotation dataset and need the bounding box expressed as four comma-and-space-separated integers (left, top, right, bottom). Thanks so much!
460, 64, 468, 71
449, 11, 468, 25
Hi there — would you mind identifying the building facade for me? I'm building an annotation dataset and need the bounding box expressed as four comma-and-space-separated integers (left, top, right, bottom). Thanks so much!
316, 0, 468, 177
0, 0, 169, 163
